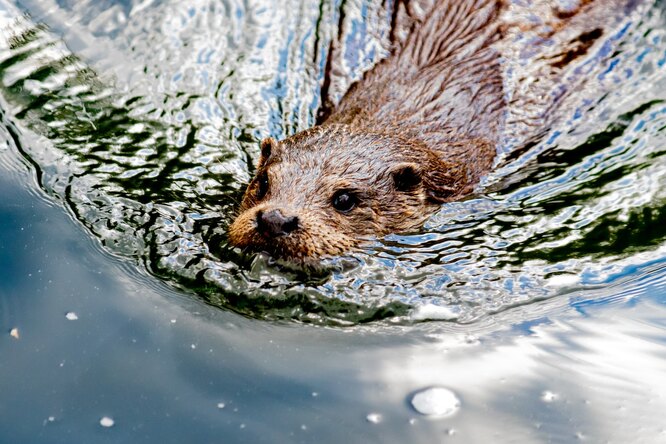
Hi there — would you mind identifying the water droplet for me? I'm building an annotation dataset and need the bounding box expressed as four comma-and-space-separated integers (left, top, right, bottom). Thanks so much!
411, 387, 461, 417
300, 424, 307, 430
541, 391, 558, 402
65, 312, 78, 321
311, 392, 319, 398
9, 328, 19, 339
366, 413, 382, 424
190, 344, 196, 349
100, 416, 114, 427
217, 402, 226, 409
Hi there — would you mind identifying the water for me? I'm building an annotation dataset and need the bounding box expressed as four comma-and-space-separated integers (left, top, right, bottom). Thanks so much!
1, 0, 666, 442
1, 0, 665, 324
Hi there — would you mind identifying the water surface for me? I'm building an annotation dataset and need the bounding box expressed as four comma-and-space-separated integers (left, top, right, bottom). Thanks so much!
1, 0, 666, 442
1, 0, 666, 324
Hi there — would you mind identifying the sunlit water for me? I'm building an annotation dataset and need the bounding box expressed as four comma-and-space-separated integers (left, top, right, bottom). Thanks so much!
1, 1, 666, 442
0, 0, 665, 325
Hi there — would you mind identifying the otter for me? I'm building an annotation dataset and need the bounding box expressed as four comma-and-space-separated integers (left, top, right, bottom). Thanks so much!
228, 0, 639, 263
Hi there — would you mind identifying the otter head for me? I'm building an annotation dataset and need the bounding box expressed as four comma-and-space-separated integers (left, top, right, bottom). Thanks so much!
228, 124, 471, 263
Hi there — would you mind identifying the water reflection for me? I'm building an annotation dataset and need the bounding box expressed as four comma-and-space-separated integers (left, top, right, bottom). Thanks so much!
361, 283, 666, 441
2, 145, 666, 442
0, 0, 665, 324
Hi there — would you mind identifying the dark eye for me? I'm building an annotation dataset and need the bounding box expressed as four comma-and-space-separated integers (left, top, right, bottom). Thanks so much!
255, 172, 269, 200
332, 190, 358, 213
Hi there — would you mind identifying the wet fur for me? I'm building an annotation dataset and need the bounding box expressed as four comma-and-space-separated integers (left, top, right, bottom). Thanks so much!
229, 0, 639, 263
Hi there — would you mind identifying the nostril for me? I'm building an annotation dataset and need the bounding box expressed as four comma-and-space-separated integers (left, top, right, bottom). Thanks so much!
255, 210, 265, 230
256, 209, 299, 237
282, 216, 299, 233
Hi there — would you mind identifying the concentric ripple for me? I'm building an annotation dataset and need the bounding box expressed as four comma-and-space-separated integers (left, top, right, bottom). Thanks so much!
0, 0, 664, 325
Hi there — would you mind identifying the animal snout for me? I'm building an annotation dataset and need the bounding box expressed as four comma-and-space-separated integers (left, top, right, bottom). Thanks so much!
256, 209, 299, 237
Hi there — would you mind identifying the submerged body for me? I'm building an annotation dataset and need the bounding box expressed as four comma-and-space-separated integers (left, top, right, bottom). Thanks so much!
229, 0, 638, 263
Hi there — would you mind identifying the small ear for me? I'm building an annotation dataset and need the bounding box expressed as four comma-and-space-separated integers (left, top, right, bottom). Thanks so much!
258, 137, 277, 167
423, 159, 469, 203
391, 163, 422, 192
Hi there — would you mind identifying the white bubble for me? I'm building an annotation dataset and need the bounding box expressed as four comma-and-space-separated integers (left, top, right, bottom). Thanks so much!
366, 413, 382, 424
411, 387, 461, 417
217, 402, 226, 409
65, 312, 78, 321
100, 416, 114, 427
541, 391, 558, 402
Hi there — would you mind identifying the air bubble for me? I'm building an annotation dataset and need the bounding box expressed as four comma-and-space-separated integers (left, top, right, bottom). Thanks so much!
366, 413, 382, 424
411, 387, 460, 417
541, 391, 558, 402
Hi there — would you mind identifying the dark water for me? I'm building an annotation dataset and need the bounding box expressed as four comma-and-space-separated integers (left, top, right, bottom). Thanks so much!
2, 0, 666, 442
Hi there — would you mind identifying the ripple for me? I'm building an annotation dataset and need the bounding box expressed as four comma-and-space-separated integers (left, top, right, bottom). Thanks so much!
0, 1, 664, 325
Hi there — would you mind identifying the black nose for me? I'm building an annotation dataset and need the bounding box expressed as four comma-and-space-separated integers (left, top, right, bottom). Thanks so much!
256, 209, 299, 237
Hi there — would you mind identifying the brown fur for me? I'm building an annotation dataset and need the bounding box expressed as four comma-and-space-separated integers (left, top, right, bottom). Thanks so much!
228, 0, 639, 263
